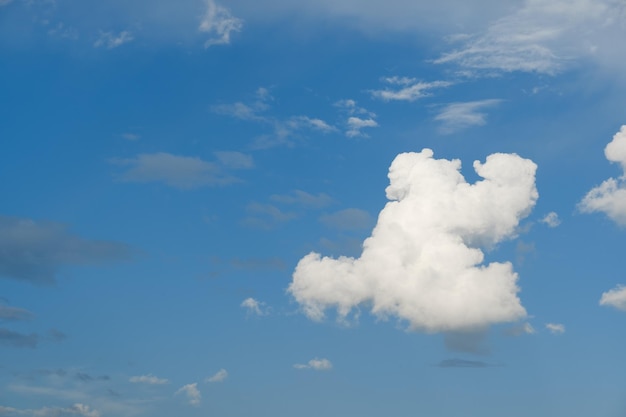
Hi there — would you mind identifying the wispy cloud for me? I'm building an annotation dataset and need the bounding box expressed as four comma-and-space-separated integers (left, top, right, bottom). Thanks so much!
205, 369, 228, 383
599, 285, 626, 311
0, 303, 35, 322
240, 202, 297, 230
434, 99, 502, 133
293, 358, 333, 371
176, 383, 201, 406
0, 328, 38, 348
270, 190, 334, 209
129, 374, 168, 385
0, 403, 101, 417
545, 323, 565, 334
199, 0, 243, 47
540, 212, 561, 228
346, 117, 378, 138
370, 77, 451, 102
240, 297, 269, 316
319, 208, 372, 231
94, 31, 133, 49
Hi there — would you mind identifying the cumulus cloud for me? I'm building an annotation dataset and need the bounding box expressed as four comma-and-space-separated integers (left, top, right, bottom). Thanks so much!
289, 148, 538, 332
205, 369, 228, 383
434, 99, 502, 133
199, 0, 243, 47
599, 285, 626, 311
435, 0, 626, 75
293, 358, 333, 371
319, 208, 373, 231
0, 215, 133, 285
370, 77, 451, 102
579, 126, 626, 225
94, 31, 133, 49
545, 323, 565, 334
110, 152, 252, 189
540, 211, 561, 227
240, 297, 269, 316
0, 403, 101, 417
129, 374, 168, 385
176, 383, 201, 406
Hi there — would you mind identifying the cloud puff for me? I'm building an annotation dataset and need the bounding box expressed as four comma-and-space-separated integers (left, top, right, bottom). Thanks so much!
434, 99, 502, 133
129, 374, 168, 385
289, 148, 538, 332
111, 152, 252, 189
293, 358, 333, 371
94, 31, 133, 49
0, 215, 133, 285
240, 297, 269, 316
545, 323, 565, 334
599, 285, 626, 311
435, 0, 626, 75
540, 212, 561, 228
346, 117, 378, 138
579, 126, 626, 225
199, 0, 243, 47
176, 383, 201, 406
370, 77, 451, 102
205, 369, 228, 383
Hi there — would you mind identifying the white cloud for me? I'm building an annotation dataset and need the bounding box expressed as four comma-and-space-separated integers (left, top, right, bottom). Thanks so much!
199, 0, 243, 47
346, 117, 378, 138
545, 323, 565, 334
289, 148, 538, 332
0, 403, 100, 417
110, 152, 248, 189
205, 369, 228, 383
434, 99, 502, 133
94, 31, 133, 49
540, 211, 561, 227
435, 0, 626, 75
287, 116, 336, 133
240, 297, 268, 316
293, 358, 333, 371
370, 78, 451, 102
319, 208, 372, 231
579, 126, 626, 225
599, 284, 626, 311
175, 383, 201, 406
129, 374, 168, 385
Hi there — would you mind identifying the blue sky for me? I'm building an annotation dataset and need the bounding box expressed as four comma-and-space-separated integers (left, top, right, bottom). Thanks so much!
1, 0, 626, 416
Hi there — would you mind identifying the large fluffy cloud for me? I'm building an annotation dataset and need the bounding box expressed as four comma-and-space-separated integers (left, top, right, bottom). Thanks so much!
289, 149, 538, 332
579, 125, 626, 225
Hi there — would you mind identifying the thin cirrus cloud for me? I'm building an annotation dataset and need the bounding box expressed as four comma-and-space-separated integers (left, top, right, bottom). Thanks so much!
0, 215, 134, 285
370, 76, 451, 102
205, 369, 228, 383
0, 403, 101, 417
129, 374, 169, 385
545, 323, 565, 334
199, 0, 243, 47
270, 190, 334, 209
579, 125, 626, 225
293, 358, 333, 371
110, 151, 254, 190
93, 30, 133, 49
0, 303, 35, 322
599, 285, 626, 311
289, 148, 538, 332
434, 99, 502, 134
434, 0, 626, 75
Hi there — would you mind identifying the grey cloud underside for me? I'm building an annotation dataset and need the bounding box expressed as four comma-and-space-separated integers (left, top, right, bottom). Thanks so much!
0, 215, 134, 285
0, 328, 38, 348
0, 304, 35, 322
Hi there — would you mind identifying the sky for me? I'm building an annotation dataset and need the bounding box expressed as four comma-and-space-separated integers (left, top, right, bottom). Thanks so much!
1, 0, 626, 416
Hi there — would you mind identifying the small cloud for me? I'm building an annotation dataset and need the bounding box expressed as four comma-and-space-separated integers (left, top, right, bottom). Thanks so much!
205, 369, 228, 383
346, 117, 378, 138
505, 322, 536, 336
129, 374, 168, 385
371, 78, 451, 102
214, 151, 254, 170
270, 190, 334, 209
319, 208, 373, 231
0, 328, 38, 348
434, 99, 502, 134
599, 284, 626, 311
579, 126, 626, 225
94, 31, 133, 49
176, 383, 201, 406
540, 212, 561, 228
437, 358, 492, 368
47, 328, 67, 342
293, 358, 333, 371
121, 133, 140, 141
199, 0, 243, 47
0, 303, 35, 322
240, 297, 268, 316
241, 203, 297, 230
545, 323, 565, 334
334, 99, 375, 118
